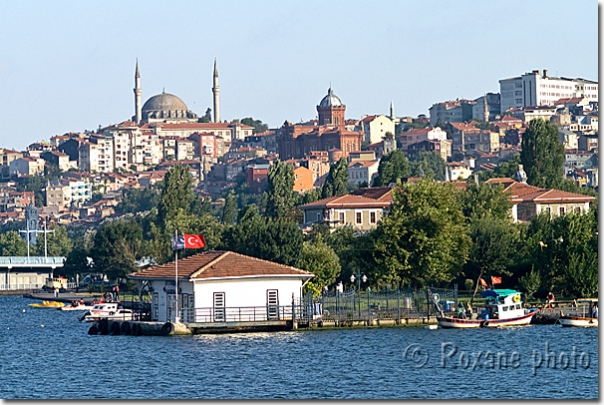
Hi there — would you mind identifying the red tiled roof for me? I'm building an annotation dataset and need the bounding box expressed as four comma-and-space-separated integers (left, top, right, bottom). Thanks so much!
129, 250, 313, 280
299, 188, 393, 209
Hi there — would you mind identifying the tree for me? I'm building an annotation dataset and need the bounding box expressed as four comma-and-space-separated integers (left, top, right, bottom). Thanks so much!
240, 117, 269, 134
198, 108, 212, 123
518, 268, 541, 299
520, 118, 564, 188
460, 182, 512, 222
465, 215, 520, 304
221, 190, 238, 225
297, 234, 341, 295
91, 221, 142, 281
157, 165, 194, 226
0, 231, 26, 256
116, 183, 162, 215
409, 151, 447, 181
264, 160, 296, 220
373, 149, 410, 186
62, 245, 91, 279
31, 225, 73, 257
321, 158, 349, 198
372, 180, 471, 287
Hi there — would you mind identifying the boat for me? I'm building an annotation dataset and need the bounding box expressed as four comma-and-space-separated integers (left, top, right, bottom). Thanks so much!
436, 289, 538, 329
58, 301, 95, 311
84, 308, 135, 322
28, 301, 65, 309
559, 299, 598, 327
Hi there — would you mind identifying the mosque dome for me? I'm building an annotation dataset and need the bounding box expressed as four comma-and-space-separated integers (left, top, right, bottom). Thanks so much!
319, 87, 343, 107
142, 92, 188, 113
140, 91, 198, 123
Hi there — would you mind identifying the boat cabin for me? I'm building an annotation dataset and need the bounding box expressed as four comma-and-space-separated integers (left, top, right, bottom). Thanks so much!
480, 289, 525, 320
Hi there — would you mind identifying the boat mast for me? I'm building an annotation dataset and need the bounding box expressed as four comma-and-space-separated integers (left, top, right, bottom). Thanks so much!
174, 229, 180, 323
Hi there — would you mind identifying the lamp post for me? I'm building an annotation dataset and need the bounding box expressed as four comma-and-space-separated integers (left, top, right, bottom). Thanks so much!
350, 272, 367, 318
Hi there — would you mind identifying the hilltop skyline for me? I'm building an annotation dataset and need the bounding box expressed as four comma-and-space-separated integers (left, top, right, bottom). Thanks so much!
0, 0, 598, 149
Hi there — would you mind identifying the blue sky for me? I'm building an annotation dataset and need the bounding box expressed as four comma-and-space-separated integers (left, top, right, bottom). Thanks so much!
0, 0, 598, 149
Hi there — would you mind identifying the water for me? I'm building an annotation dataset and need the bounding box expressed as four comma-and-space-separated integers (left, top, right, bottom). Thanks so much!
0, 296, 597, 399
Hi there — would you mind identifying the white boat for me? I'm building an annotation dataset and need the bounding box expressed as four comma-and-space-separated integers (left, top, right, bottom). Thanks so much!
84, 308, 135, 322
58, 301, 95, 311
437, 289, 538, 329
559, 299, 598, 327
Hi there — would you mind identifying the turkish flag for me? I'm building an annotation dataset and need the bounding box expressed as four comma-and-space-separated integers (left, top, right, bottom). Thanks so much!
491, 276, 502, 285
479, 278, 488, 287
184, 234, 206, 249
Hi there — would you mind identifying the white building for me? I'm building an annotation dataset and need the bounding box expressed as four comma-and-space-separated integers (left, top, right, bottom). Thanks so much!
358, 115, 395, 145
399, 127, 448, 150
128, 251, 313, 324
499, 70, 598, 113
348, 160, 380, 186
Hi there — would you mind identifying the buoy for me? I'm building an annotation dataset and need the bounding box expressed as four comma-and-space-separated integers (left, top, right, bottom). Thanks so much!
22, 309, 26, 312
40, 325, 45, 328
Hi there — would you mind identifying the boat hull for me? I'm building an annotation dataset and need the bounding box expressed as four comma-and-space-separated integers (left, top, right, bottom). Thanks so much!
59, 305, 94, 311
437, 311, 538, 329
559, 316, 598, 327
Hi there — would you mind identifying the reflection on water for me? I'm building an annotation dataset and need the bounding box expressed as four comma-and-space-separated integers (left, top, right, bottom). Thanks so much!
0, 296, 597, 399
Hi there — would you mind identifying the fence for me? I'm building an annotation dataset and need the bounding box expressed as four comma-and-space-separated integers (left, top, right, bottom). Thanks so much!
295, 286, 459, 324
193, 305, 294, 323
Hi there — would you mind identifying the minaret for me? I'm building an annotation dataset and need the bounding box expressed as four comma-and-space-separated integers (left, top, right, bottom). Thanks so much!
390, 100, 395, 121
133, 59, 142, 124
212, 58, 220, 123
483, 93, 489, 123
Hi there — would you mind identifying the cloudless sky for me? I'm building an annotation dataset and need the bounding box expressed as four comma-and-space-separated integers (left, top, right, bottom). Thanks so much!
0, 0, 598, 149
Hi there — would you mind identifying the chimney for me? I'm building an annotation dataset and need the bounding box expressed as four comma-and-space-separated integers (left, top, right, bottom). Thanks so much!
543, 69, 548, 78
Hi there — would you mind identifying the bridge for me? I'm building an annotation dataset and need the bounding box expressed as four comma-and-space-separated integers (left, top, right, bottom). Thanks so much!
0, 256, 66, 291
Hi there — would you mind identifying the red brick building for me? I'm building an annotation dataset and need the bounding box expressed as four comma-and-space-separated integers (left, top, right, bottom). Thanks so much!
277, 88, 363, 161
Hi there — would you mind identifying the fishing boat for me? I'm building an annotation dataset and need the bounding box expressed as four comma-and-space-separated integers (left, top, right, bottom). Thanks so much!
436, 289, 538, 328
28, 301, 65, 309
559, 299, 598, 328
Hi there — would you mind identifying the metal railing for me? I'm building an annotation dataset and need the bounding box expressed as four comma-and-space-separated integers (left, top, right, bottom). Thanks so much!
193, 305, 294, 323
0, 256, 66, 266
0, 283, 45, 291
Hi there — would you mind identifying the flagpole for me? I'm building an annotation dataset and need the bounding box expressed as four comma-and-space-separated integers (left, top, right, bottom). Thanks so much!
175, 229, 180, 324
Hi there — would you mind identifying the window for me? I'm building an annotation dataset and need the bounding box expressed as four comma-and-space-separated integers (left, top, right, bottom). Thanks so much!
370, 212, 376, 224
339, 212, 345, 224
317, 213, 322, 222
356, 212, 362, 225
213, 292, 225, 322
559, 206, 565, 215
575, 206, 581, 213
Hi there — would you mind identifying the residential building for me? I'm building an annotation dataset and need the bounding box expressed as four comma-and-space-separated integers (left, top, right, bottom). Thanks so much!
359, 115, 395, 144
40, 150, 70, 172
298, 187, 393, 232
293, 166, 314, 193
578, 134, 598, 152
429, 99, 474, 126
9, 157, 44, 177
45, 183, 72, 211
399, 127, 447, 150
406, 139, 452, 162
348, 160, 379, 186
0, 190, 34, 213
246, 163, 270, 193
559, 129, 579, 150
472, 93, 501, 122
499, 69, 598, 113
447, 162, 472, 180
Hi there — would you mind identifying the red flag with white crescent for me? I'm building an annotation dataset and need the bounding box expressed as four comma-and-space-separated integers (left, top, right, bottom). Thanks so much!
184, 234, 206, 249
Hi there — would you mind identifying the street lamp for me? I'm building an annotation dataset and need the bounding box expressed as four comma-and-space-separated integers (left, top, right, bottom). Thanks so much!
350, 272, 367, 293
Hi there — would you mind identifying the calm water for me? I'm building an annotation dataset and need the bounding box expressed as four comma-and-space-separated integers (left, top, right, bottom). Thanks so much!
0, 295, 598, 399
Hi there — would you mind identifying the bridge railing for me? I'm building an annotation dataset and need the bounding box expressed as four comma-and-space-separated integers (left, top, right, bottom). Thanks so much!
0, 256, 66, 266
0, 283, 45, 291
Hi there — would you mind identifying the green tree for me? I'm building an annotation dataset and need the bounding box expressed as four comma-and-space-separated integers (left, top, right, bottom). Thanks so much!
517, 268, 541, 300
240, 117, 269, 134
116, 183, 161, 214
198, 108, 212, 123
373, 149, 410, 186
520, 118, 565, 188
221, 190, 238, 225
62, 245, 91, 279
264, 160, 296, 220
465, 215, 520, 303
321, 158, 349, 198
409, 151, 447, 181
92, 221, 143, 281
372, 180, 471, 287
297, 234, 341, 293
460, 182, 512, 222
0, 231, 27, 256
157, 165, 194, 226
31, 225, 73, 257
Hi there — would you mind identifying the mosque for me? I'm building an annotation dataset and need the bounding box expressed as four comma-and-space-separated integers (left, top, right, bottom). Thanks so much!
131, 59, 221, 125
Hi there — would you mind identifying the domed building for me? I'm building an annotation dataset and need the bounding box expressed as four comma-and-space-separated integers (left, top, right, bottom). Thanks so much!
278, 87, 363, 161
140, 91, 198, 124
317, 87, 346, 126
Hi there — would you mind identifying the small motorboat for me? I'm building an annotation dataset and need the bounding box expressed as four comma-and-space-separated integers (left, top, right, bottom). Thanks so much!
84, 308, 135, 322
29, 301, 65, 309
559, 299, 598, 327
58, 301, 94, 311
436, 289, 539, 329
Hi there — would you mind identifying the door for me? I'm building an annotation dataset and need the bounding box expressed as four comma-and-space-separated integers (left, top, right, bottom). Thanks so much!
213, 292, 225, 322
267, 289, 279, 320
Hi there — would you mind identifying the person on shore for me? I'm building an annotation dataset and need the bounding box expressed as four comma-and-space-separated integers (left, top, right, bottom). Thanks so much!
113, 285, 120, 301
53, 287, 59, 298
544, 291, 555, 309
592, 304, 598, 319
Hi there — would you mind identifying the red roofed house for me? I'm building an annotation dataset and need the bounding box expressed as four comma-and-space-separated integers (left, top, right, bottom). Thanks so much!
298, 187, 393, 231
399, 127, 447, 151
348, 160, 380, 186
359, 114, 395, 144
485, 174, 595, 222
128, 250, 313, 324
